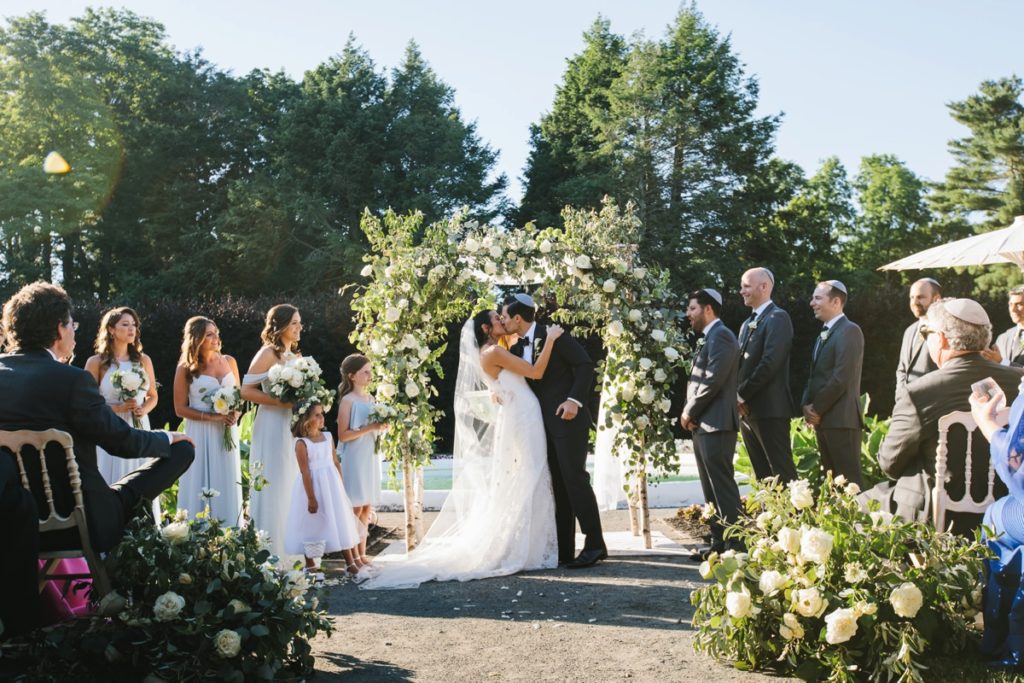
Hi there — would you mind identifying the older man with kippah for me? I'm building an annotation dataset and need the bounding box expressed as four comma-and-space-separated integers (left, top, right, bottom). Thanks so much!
861, 298, 1024, 532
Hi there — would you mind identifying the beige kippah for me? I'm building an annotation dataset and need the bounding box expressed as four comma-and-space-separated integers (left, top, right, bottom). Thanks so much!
512, 292, 537, 309
825, 279, 848, 295
944, 298, 989, 326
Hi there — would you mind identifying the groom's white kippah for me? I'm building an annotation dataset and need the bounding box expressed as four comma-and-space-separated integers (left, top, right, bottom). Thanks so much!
825, 279, 848, 295
513, 292, 537, 309
944, 298, 990, 326
702, 288, 723, 305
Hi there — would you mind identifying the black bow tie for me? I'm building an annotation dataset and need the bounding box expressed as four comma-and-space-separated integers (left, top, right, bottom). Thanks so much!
510, 337, 528, 357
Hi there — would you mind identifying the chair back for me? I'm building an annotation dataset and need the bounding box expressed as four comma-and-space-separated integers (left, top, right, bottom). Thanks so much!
933, 410, 1002, 532
0, 429, 110, 596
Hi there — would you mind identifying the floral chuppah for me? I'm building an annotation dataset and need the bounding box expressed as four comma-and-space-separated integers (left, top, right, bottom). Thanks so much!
692, 474, 987, 682
350, 200, 689, 549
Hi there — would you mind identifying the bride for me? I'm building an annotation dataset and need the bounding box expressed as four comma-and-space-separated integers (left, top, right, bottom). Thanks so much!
361, 309, 563, 589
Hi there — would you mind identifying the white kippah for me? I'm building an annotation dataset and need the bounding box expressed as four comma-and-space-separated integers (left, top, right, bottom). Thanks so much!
513, 292, 537, 309
944, 298, 989, 326
825, 280, 848, 295
703, 288, 723, 305
921, 277, 941, 289
763, 268, 775, 285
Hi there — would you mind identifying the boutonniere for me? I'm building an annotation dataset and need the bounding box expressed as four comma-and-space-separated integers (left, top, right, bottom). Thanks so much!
534, 337, 544, 355
696, 337, 706, 350
747, 319, 759, 331
819, 330, 830, 343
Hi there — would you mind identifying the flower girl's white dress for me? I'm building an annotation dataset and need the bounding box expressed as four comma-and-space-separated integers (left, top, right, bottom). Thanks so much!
284, 436, 363, 557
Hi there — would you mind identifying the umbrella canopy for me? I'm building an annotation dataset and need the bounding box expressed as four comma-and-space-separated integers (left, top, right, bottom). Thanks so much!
879, 215, 1024, 271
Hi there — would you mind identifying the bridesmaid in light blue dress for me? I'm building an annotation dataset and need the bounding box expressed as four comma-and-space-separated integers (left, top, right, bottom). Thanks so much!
337, 354, 387, 566
173, 316, 242, 524
241, 304, 303, 559
84, 307, 158, 484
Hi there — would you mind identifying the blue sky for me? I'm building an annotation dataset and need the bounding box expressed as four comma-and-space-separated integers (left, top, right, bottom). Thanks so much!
6, 1, 1021, 201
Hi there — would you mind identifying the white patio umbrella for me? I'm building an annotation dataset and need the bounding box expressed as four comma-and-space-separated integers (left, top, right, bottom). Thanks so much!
879, 215, 1024, 271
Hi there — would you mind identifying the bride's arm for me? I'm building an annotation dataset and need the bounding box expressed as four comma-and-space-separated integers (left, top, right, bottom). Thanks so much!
492, 325, 564, 379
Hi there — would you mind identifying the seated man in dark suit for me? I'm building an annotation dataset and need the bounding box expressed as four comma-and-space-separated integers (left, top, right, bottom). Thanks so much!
861, 298, 1024, 533
0, 282, 194, 553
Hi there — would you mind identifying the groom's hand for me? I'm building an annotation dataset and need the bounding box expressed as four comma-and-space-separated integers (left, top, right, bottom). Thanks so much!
555, 400, 578, 420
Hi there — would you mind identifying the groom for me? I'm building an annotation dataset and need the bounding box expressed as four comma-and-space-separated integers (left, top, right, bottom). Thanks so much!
502, 294, 607, 568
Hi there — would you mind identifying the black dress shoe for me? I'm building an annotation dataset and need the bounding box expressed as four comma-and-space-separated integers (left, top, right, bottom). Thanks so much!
566, 548, 608, 569
688, 546, 713, 562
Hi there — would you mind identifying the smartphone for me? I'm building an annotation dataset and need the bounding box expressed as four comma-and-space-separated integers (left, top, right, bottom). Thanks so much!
971, 377, 999, 401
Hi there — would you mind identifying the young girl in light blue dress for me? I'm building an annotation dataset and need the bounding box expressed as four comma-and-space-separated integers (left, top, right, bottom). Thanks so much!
336, 354, 387, 566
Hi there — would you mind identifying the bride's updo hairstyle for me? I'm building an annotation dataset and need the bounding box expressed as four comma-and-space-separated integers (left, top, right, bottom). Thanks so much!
472, 310, 495, 347
261, 304, 300, 357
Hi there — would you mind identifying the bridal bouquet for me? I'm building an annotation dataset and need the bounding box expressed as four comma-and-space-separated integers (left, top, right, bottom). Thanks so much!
268, 356, 335, 424
691, 474, 988, 682
198, 384, 243, 450
111, 364, 148, 428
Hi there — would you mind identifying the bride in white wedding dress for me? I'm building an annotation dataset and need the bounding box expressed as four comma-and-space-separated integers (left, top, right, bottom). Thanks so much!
361, 310, 563, 589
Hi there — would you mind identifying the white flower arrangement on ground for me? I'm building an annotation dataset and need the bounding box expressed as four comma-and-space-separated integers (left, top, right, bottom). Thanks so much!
110, 363, 148, 428
197, 384, 243, 450
692, 474, 989, 682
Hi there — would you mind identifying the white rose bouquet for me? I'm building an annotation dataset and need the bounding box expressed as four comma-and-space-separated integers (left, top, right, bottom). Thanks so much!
198, 384, 243, 449
367, 401, 397, 424
111, 363, 148, 428
692, 474, 989, 681
267, 356, 334, 424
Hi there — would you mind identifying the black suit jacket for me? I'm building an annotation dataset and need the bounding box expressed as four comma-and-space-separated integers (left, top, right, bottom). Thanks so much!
683, 321, 740, 433
865, 354, 1023, 528
895, 319, 937, 399
523, 326, 595, 438
737, 302, 794, 419
0, 350, 171, 550
801, 316, 864, 429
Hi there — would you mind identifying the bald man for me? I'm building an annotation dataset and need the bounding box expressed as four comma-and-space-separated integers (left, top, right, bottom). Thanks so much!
736, 268, 797, 482
895, 278, 941, 400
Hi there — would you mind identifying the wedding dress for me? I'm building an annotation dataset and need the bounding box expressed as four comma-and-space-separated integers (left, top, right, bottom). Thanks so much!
361, 320, 557, 589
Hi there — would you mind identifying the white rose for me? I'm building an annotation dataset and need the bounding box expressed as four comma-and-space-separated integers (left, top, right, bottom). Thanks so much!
699, 560, 712, 579
628, 309, 643, 323
776, 527, 801, 555
889, 582, 924, 618
725, 590, 754, 619
824, 607, 859, 644
620, 382, 636, 402
574, 255, 592, 270
634, 415, 650, 430
638, 385, 656, 405
484, 260, 497, 275
227, 599, 250, 614
658, 397, 672, 413
844, 562, 868, 584
153, 591, 185, 622
214, 628, 242, 658
793, 587, 827, 618
654, 369, 668, 383
632, 267, 647, 280
287, 371, 304, 389
788, 480, 814, 509
602, 279, 617, 293
638, 358, 653, 370
489, 245, 502, 259
845, 481, 861, 496
385, 307, 401, 323
663, 347, 679, 362
799, 527, 834, 564
378, 382, 398, 400
539, 239, 552, 254
755, 510, 773, 530
161, 521, 190, 545
607, 320, 624, 338
284, 570, 310, 599
405, 381, 420, 398
854, 601, 877, 617
779, 612, 804, 640
464, 237, 480, 253
360, 264, 373, 277
650, 329, 666, 343
759, 570, 786, 596
119, 371, 143, 392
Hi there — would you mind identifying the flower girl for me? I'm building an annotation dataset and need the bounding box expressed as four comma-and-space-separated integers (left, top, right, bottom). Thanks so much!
336, 354, 388, 566
284, 401, 367, 579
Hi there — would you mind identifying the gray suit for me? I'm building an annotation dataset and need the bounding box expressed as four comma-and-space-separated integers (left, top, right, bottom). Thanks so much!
895, 319, 937, 399
801, 315, 865, 486
994, 326, 1024, 367
862, 354, 1023, 533
737, 302, 797, 482
683, 319, 742, 546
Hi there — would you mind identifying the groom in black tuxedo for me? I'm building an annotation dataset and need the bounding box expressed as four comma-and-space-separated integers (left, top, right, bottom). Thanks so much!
502, 294, 607, 568
0, 282, 195, 555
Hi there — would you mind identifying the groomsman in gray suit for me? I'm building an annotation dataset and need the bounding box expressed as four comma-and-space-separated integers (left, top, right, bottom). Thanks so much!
990, 285, 1024, 367
737, 267, 797, 482
895, 278, 941, 399
801, 280, 865, 486
681, 288, 742, 560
